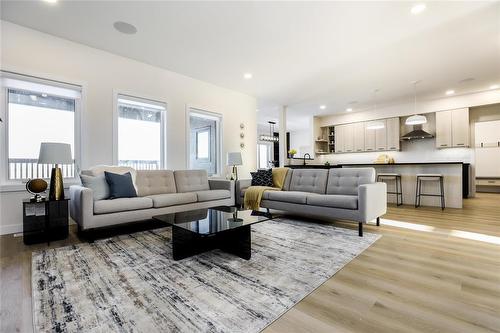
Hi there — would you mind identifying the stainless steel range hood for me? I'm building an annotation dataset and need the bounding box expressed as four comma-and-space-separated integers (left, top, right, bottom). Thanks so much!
401, 125, 434, 141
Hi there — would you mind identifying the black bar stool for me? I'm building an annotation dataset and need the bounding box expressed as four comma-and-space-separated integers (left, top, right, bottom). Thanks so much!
377, 173, 403, 206
415, 174, 445, 210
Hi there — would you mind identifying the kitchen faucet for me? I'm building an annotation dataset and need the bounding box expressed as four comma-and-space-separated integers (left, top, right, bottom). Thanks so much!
303, 153, 311, 166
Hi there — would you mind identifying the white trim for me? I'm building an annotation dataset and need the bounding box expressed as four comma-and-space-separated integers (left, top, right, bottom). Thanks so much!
186, 105, 223, 177
0, 223, 23, 236
0, 71, 83, 185
112, 90, 168, 169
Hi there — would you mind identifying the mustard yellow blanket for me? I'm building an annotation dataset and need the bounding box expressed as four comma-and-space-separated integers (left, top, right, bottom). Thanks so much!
244, 167, 289, 211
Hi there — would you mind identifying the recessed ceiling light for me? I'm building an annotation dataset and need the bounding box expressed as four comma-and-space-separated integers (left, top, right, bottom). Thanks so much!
411, 3, 426, 15
446, 90, 455, 95
30, 95, 37, 101
346, 108, 353, 112
319, 105, 326, 110
243, 73, 253, 79
490, 84, 499, 90
42, 0, 58, 3
113, 21, 137, 35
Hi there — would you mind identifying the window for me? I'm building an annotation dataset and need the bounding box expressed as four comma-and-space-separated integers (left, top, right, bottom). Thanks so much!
196, 128, 210, 160
115, 94, 166, 170
258, 143, 272, 169
188, 109, 222, 176
2, 72, 80, 181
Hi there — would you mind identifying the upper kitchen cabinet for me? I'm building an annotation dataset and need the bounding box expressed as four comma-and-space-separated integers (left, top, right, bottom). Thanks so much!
436, 108, 470, 148
354, 122, 366, 152
375, 119, 387, 151
343, 123, 355, 153
386, 117, 400, 151
364, 122, 376, 152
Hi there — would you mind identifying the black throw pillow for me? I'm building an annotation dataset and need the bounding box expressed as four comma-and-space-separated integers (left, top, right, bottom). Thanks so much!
104, 171, 137, 199
250, 169, 273, 187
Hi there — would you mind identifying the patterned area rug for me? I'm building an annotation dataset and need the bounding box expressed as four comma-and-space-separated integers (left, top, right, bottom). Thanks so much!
32, 218, 380, 332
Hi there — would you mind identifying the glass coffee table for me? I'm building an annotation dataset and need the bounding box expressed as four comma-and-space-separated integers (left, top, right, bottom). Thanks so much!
153, 206, 272, 261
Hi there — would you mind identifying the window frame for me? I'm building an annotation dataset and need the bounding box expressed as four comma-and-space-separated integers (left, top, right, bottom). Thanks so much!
0, 71, 83, 189
186, 106, 223, 177
112, 91, 167, 170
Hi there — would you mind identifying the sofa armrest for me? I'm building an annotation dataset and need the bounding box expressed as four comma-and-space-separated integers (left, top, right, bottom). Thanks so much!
69, 185, 94, 229
209, 179, 235, 205
235, 179, 252, 205
358, 182, 387, 223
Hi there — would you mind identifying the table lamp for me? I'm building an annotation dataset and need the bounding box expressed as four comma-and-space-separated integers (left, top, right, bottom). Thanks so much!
227, 152, 242, 180
38, 142, 73, 200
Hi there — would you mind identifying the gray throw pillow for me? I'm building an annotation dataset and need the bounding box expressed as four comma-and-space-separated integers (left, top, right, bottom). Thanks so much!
80, 174, 110, 201
104, 171, 137, 199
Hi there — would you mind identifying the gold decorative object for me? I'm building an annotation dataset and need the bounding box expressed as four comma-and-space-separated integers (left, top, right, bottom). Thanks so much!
37, 142, 73, 201
26, 178, 48, 202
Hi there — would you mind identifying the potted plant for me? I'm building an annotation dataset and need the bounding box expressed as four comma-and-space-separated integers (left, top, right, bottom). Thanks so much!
288, 149, 297, 158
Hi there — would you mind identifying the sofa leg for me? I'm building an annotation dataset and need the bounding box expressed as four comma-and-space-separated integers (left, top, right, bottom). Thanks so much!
376, 217, 380, 226
358, 222, 363, 237
266, 208, 270, 214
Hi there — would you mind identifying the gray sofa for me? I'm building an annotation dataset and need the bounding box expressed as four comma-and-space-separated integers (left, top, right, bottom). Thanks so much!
70, 166, 234, 232
236, 168, 387, 236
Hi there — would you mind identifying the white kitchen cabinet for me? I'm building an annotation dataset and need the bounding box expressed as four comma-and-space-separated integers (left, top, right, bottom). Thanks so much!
386, 117, 400, 151
435, 110, 453, 148
343, 123, 355, 153
335, 125, 344, 153
354, 122, 366, 152
375, 119, 387, 151
451, 109, 470, 147
436, 108, 469, 148
364, 122, 376, 152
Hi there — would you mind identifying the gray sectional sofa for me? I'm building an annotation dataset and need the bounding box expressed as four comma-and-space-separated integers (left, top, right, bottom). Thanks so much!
236, 168, 387, 236
69, 166, 234, 232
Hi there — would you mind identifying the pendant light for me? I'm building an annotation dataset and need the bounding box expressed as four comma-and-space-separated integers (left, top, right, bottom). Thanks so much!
366, 89, 385, 130
406, 80, 427, 125
259, 121, 279, 142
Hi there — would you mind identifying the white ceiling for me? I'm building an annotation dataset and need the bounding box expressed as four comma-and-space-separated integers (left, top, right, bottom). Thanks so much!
2, 1, 499, 131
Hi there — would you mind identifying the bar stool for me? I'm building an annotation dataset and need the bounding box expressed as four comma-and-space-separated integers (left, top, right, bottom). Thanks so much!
415, 174, 445, 210
377, 173, 403, 206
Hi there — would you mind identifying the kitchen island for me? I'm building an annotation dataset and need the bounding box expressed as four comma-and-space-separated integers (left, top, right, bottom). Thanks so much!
286, 162, 470, 208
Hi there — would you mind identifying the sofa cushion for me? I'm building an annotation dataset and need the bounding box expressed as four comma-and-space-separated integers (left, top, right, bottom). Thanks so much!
266, 191, 310, 204
307, 194, 358, 210
196, 189, 231, 202
327, 168, 376, 195
282, 169, 293, 191
104, 172, 137, 199
93, 197, 153, 214
250, 169, 273, 186
289, 169, 328, 194
80, 174, 109, 201
174, 170, 210, 193
83, 165, 137, 183
146, 193, 197, 208
136, 170, 177, 196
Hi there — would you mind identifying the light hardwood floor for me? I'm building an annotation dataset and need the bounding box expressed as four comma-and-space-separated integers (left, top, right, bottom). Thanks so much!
1, 193, 499, 333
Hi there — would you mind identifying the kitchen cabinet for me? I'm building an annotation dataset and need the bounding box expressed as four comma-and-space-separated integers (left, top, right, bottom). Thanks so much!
335, 125, 344, 153
375, 119, 387, 151
451, 109, 470, 147
386, 117, 400, 151
436, 108, 470, 148
354, 122, 365, 152
364, 122, 376, 152
343, 123, 355, 153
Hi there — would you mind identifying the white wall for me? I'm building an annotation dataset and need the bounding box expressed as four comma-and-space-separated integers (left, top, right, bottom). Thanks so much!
0, 21, 257, 234
289, 129, 312, 157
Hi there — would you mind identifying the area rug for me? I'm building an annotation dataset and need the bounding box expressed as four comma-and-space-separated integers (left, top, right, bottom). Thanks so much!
32, 218, 380, 332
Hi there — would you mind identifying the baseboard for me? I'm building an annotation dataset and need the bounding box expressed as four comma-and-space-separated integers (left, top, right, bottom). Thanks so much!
0, 223, 23, 235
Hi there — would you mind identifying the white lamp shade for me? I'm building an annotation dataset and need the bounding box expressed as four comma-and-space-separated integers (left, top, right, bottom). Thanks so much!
38, 142, 73, 164
405, 114, 427, 125
227, 152, 242, 166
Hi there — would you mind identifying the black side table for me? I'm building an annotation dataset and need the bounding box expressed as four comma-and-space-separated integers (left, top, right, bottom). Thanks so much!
22, 198, 69, 245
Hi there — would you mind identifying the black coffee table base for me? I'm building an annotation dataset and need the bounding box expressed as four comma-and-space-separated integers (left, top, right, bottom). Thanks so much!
172, 224, 251, 261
